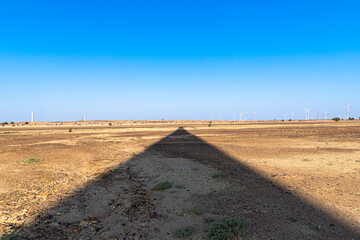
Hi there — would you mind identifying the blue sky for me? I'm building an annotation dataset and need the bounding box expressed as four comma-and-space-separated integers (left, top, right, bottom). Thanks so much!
0, 0, 359, 121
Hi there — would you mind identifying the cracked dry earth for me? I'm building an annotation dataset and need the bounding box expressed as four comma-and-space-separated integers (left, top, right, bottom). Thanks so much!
0, 121, 360, 239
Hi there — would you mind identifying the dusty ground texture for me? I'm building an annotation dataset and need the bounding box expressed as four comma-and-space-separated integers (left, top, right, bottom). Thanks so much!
0, 120, 359, 239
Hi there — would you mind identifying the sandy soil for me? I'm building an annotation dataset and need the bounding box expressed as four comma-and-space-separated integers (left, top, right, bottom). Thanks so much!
0, 120, 359, 239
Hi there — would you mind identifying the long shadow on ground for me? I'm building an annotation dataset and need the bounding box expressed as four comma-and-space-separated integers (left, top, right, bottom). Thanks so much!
19, 127, 359, 239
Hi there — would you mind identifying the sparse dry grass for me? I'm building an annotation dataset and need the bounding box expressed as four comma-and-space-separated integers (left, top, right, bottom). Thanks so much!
21, 158, 42, 163
152, 181, 172, 191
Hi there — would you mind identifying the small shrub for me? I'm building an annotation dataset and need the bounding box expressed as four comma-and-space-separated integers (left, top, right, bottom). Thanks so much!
212, 171, 227, 178
0, 232, 20, 240
211, 209, 221, 215
23, 158, 42, 163
302, 158, 312, 162
206, 218, 247, 240
24, 122, 29, 124
332, 117, 340, 122
10, 122, 14, 124
203, 217, 216, 223
208, 121, 212, 127
173, 226, 196, 238
189, 205, 204, 215
310, 224, 325, 232
109, 122, 112, 126
68, 128, 72, 133
175, 184, 185, 189
152, 181, 172, 191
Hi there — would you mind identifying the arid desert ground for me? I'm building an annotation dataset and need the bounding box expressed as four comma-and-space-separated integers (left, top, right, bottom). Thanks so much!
0, 120, 360, 239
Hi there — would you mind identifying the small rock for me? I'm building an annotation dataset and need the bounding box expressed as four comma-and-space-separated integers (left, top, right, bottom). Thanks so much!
79, 221, 88, 227
50, 222, 59, 227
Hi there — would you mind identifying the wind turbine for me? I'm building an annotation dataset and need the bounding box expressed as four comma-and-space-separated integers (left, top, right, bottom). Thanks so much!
253, 112, 256, 121
239, 113, 242, 121
324, 111, 327, 120
345, 104, 350, 119
244, 109, 247, 121
304, 108, 310, 120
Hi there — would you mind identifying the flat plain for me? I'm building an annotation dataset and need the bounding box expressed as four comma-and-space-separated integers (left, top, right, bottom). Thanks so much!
0, 120, 359, 239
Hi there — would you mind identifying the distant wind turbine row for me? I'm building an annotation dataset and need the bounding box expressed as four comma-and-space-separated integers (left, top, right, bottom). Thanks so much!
25, 105, 354, 122
211, 104, 353, 121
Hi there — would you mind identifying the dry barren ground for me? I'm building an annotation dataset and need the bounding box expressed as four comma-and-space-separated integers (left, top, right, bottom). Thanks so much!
0, 120, 359, 239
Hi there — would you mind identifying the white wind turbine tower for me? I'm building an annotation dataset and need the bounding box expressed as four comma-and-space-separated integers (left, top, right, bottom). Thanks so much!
239, 113, 242, 121
304, 108, 310, 120
244, 109, 247, 121
345, 104, 350, 119
253, 112, 256, 121
324, 111, 327, 120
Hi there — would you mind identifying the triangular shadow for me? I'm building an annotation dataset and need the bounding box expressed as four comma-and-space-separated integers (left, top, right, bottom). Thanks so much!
19, 127, 359, 239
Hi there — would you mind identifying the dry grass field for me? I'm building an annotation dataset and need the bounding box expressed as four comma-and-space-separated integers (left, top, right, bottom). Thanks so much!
0, 120, 359, 239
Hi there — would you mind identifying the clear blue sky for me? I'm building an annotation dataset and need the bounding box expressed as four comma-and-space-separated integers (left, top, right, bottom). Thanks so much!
1, 0, 359, 121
